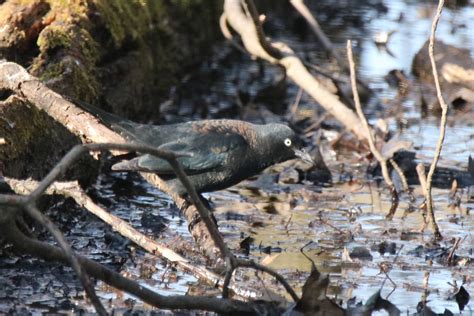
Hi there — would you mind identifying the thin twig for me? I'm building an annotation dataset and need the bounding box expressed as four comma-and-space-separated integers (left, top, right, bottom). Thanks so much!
300, 241, 317, 269
421, 271, 430, 306
303, 61, 348, 83
346, 40, 399, 219
289, 87, 303, 119
284, 214, 293, 231
425, 0, 447, 240
389, 158, 409, 192
386, 187, 399, 220
236, 259, 299, 302
446, 237, 461, 265
416, 163, 429, 225
0, 221, 259, 314
290, 0, 348, 72
346, 40, 393, 188
317, 214, 345, 235
222, 256, 235, 299
2, 142, 298, 302
4, 178, 260, 299
380, 245, 404, 291
416, 163, 428, 194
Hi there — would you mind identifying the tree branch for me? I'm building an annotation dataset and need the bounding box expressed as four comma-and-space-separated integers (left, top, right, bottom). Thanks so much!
223, 0, 367, 140
425, 0, 446, 240
0, 220, 261, 314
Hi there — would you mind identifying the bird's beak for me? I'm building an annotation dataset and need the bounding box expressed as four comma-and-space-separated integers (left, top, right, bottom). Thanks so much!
294, 148, 315, 165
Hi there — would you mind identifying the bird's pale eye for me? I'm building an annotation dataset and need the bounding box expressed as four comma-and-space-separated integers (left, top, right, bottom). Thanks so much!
284, 138, 292, 147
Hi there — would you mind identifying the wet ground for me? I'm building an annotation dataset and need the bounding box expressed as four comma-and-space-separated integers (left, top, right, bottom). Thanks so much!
1, 0, 473, 314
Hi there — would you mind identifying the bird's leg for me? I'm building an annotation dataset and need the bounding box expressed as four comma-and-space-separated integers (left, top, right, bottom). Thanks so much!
185, 194, 218, 232
198, 194, 214, 211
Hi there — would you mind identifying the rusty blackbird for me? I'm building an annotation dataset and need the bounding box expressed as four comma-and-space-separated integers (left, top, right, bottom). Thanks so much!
77, 102, 314, 196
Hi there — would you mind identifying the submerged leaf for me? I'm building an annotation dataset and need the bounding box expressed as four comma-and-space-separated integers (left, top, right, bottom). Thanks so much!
293, 267, 344, 315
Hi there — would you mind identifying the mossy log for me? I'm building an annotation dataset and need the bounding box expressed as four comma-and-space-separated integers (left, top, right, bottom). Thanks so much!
0, 0, 222, 178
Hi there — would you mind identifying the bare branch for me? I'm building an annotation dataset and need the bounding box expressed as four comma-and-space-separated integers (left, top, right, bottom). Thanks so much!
290, 0, 348, 72
425, 0, 446, 240
0, 221, 260, 314
4, 177, 260, 299
346, 40, 393, 188
236, 259, 299, 302
223, 0, 367, 140
416, 163, 428, 194
346, 40, 404, 219
389, 159, 409, 192
446, 237, 461, 265
2, 141, 298, 302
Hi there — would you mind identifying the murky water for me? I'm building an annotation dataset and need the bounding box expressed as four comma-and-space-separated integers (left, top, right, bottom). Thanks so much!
1, 0, 473, 314
166, 1, 474, 314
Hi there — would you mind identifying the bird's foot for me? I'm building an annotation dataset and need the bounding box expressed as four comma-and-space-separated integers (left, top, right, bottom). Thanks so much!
184, 194, 218, 232
181, 193, 214, 212
187, 212, 202, 232
187, 212, 219, 233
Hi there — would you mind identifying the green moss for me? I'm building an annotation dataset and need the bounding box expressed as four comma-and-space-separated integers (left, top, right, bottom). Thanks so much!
93, 0, 221, 48
45, 0, 88, 19
0, 99, 50, 162
37, 24, 73, 52
30, 0, 221, 113
37, 62, 63, 80
34, 20, 100, 101
92, 0, 159, 46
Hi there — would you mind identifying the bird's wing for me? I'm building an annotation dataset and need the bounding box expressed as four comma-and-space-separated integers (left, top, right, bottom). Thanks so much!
113, 133, 247, 175
109, 122, 198, 147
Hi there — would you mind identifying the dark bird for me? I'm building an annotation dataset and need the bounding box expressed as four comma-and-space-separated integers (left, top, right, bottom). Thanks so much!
76, 102, 314, 196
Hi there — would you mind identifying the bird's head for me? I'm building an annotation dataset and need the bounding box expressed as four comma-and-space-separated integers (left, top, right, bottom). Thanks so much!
256, 123, 314, 166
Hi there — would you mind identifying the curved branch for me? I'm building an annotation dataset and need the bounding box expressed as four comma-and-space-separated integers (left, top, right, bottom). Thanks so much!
290, 0, 348, 72
5, 177, 259, 299
223, 0, 367, 140
0, 60, 221, 259
236, 259, 299, 302
425, 0, 446, 240
1, 221, 260, 314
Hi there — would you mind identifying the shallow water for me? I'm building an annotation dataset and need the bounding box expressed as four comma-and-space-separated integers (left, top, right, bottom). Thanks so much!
211, 177, 473, 314
167, 0, 474, 313
1, 0, 473, 314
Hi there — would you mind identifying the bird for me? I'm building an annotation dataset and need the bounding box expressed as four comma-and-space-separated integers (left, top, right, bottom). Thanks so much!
76, 101, 315, 196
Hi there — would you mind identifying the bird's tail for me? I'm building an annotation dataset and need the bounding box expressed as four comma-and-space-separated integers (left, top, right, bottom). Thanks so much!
72, 99, 128, 128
